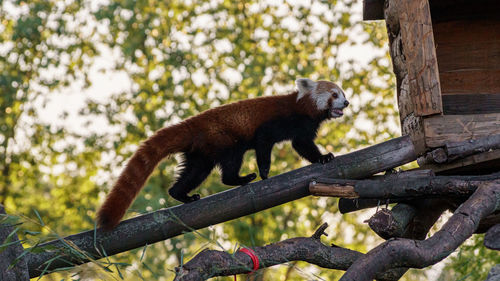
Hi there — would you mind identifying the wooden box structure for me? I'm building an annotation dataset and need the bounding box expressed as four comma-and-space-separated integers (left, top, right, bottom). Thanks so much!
363, 0, 500, 173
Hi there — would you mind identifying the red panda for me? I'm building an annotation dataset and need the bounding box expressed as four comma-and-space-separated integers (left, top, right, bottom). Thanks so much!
96, 78, 349, 229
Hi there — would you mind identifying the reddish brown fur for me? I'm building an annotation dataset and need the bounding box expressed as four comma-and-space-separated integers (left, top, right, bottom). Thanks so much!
97, 91, 327, 229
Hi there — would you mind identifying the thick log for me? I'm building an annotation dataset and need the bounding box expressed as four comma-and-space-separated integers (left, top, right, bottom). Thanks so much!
424, 113, 500, 148
174, 223, 403, 281
485, 224, 500, 251
477, 213, 500, 233
368, 204, 417, 240
445, 134, 500, 162
421, 134, 500, 165
26, 136, 417, 278
0, 205, 30, 281
310, 173, 500, 199
417, 148, 447, 165
339, 180, 500, 281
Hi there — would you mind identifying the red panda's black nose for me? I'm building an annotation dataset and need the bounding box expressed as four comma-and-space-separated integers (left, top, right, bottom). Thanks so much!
344, 100, 349, 107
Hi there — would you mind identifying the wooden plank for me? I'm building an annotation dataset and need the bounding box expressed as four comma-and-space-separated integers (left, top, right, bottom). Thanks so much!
424, 113, 500, 147
442, 94, 500, 115
398, 0, 443, 116
433, 20, 500, 72
363, 0, 384, 21
440, 70, 500, 95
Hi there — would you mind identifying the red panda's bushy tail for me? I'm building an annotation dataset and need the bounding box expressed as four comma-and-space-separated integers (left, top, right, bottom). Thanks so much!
96, 123, 190, 230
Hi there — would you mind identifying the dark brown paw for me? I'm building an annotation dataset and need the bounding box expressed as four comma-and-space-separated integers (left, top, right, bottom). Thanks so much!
243, 173, 257, 183
186, 194, 201, 203
259, 168, 269, 180
319, 153, 334, 164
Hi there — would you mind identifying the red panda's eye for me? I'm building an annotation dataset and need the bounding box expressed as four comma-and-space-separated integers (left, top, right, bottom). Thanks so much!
332, 93, 338, 98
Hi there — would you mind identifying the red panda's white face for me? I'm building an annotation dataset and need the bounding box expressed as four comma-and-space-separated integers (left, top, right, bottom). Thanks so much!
296, 78, 349, 118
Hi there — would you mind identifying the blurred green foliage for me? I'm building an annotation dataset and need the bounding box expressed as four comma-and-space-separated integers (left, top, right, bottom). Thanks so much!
1, 0, 490, 280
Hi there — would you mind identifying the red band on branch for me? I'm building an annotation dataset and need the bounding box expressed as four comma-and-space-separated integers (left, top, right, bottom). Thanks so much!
239, 248, 260, 271
234, 248, 260, 281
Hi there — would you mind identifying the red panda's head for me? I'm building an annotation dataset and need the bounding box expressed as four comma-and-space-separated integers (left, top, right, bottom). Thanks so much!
295, 78, 349, 119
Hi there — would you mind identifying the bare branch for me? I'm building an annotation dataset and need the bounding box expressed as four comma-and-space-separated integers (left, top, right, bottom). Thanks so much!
340, 180, 500, 281
26, 136, 417, 278
173, 224, 404, 281
310, 172, 500, 199
485, 224, 500, 251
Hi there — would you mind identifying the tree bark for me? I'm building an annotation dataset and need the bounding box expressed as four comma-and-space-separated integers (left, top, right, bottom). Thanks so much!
173, 223, 404, 281
310, 172, 500, 199
367, 204, 417, 239
26, 136, 416, 278
0, 205, 30, 281
485, 224, 500, 251
418, 134, 500, 165
339, 180, 500, 281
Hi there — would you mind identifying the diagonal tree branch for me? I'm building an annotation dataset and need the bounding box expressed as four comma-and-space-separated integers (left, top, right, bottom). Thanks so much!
339, 180, 500, 281
173, 223, 405, 281
26, 136, 416, 278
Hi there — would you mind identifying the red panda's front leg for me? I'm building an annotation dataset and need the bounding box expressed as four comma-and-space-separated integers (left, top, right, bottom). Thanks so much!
256, 140, 274, 180
292, 138, 334, 164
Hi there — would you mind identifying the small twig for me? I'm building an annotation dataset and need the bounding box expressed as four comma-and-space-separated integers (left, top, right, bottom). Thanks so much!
311, 223, 329, 240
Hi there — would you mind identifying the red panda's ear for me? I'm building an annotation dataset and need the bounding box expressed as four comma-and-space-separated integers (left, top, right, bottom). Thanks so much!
296, 78, 317, 100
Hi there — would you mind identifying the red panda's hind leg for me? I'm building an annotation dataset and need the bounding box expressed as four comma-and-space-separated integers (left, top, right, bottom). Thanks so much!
219, 148, 256, 186
168, 153, 214, 203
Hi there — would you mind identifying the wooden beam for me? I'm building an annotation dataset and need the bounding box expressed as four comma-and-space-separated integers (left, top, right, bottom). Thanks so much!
420, 149, 500, 174
398, 0, 443, 116
424, 113, 500, 148
26, 136, 417, 278
442, 94, 500, 115
440, 70, 500, 96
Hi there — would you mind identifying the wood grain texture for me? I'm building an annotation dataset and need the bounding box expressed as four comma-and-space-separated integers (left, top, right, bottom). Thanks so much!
442, 94, 500, 115
420, 149, 500, 174
424, 113, 500, 147
402, 113, 426, 154
398, 0, 443, 116
433, 20, 500, 72
440, 70, 500, 95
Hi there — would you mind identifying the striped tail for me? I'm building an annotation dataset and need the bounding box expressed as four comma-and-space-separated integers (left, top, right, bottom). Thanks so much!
96, 123, 189, 230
